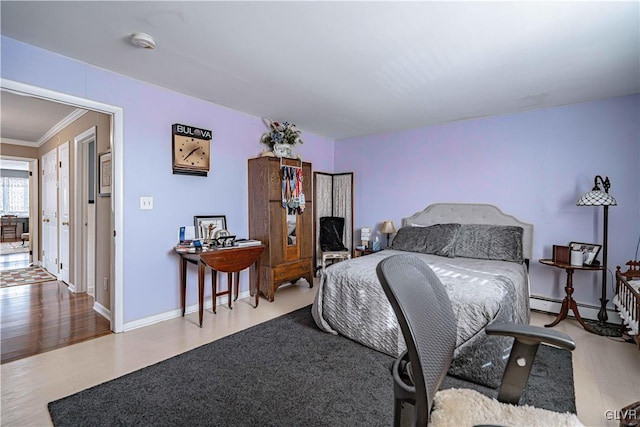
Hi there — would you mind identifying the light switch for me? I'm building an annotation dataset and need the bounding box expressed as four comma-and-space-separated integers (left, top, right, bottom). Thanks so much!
140, 196, 153, 210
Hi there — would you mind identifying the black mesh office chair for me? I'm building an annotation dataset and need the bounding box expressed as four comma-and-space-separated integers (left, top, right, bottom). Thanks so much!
376, 254, 583, 427
318, 216, 350, 275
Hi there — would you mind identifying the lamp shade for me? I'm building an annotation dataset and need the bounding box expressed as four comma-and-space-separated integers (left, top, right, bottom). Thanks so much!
577, 175, 617, 207
380, 220, 397, 234
576, 191, 617, 206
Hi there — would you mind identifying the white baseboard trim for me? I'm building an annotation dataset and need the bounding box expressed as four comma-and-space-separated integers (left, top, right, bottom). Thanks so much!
116, 292, 623, 332
67, 281, 77, 293
123, 289, 252, 332
530, 295, 622, 324
93, 301, 111, 322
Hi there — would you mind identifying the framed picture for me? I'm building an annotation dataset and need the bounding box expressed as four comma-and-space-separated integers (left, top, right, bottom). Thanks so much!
98, 152, 112, 196
552, 245, 570, 264
194, 215, 227, 240
569, 241, 602, 266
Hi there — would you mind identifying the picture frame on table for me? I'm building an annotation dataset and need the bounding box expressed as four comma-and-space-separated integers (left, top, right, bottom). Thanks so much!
98, 151, 112, 196
552, 245, 571, 264
194, 215, 227, 241
569, 241, 602, 266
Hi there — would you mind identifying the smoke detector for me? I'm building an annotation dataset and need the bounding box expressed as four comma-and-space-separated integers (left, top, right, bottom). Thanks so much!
130, 32, 156, 50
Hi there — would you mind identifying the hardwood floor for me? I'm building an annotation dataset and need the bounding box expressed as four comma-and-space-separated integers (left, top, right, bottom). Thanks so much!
0, 251, 31, 270
0, 253, 112, 364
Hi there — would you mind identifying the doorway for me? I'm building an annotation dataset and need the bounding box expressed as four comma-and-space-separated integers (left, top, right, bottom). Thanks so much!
74, 127, 97, 297
0, 158, 34, 265
0, 141, 109, 364
1, 79, 124, 333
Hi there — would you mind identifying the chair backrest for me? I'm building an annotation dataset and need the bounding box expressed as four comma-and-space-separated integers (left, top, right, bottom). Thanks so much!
319, 216, 347, 251
1, 215, 17, 226
376, 254, 456, 424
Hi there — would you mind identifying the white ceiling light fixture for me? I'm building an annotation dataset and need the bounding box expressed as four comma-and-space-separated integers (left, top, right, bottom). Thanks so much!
130, 32, 156, 50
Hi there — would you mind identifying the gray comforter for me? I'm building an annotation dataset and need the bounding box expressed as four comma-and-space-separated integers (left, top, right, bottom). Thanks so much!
312, 249, 530, 387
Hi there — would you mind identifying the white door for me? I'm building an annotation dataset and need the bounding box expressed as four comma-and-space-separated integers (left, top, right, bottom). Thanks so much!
73, 127, 97, 295
58, 142, 70, 284
41, 148, 58, 276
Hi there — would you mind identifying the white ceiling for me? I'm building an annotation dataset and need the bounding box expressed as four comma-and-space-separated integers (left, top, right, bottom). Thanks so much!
1, 1, 638, 141
1, 91, 80, 146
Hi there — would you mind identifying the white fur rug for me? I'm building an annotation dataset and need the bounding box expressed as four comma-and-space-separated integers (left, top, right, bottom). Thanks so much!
430, 388, 584, 427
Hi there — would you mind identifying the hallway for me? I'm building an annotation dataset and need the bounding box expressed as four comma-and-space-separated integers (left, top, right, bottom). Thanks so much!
0, 252, 111, 364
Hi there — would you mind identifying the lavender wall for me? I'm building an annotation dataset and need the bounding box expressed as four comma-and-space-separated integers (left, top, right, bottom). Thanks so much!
3, 35, 638, 321
1, 36, 335, 323
335, 95, 640, 309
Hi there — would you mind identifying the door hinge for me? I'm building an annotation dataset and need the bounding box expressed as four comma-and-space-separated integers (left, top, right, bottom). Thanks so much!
29, 171, 33, 176
113, 230, 116, 237
60, 263, 63, 270
59, 161, 62, 168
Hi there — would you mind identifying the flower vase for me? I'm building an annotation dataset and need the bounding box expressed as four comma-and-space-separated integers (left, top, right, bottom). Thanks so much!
272, 143, 292, 158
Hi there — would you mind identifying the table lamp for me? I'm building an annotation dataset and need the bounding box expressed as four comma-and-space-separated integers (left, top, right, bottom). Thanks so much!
380, 220, 397, 248
577, 175, 617, 327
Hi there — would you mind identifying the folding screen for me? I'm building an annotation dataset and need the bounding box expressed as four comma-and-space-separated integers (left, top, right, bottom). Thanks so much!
313, 172, 354, 273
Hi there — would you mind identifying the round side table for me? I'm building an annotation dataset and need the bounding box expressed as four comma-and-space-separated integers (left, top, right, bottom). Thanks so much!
539, 259, 603, 331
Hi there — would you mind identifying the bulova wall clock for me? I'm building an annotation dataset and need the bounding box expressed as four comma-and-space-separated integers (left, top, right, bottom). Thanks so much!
172, 124, 213, 176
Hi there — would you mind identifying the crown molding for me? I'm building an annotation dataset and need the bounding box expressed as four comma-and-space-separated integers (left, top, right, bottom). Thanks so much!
36, 108, 88, 147
0, 137, 38, 147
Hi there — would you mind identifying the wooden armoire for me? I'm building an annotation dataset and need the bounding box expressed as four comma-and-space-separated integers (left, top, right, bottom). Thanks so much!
248, 156, 314, 301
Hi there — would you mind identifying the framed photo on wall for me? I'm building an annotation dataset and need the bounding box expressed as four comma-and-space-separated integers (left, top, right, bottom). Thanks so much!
98, 151, 112, 196
569, 241, 602, 266
194, 215, 227, 241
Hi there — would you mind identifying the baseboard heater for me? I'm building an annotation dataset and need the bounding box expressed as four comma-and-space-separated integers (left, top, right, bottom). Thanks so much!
529, 295, 622, 324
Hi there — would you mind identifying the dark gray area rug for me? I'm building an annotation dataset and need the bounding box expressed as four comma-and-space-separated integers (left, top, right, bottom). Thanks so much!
48, 306, 576, 426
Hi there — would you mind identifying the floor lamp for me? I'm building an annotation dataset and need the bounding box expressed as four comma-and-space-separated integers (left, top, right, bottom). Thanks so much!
576, 175, 617, 327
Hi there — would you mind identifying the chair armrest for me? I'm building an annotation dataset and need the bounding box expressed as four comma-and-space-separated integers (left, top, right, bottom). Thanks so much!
391, 350, 417, 397
485, 323, 576, 351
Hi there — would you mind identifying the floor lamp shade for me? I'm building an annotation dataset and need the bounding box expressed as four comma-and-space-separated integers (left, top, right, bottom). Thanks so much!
576, 175, 616, 327
576, 190, 617, 207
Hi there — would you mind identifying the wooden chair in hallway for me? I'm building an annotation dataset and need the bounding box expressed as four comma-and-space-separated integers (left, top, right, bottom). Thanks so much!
1, 215, 18, 242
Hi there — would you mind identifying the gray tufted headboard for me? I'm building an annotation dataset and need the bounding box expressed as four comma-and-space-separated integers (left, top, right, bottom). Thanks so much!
402, 203, 534, 261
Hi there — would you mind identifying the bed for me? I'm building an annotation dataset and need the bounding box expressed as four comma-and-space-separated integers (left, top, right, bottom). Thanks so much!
311, 203, 534, 388
614, 261, 640, 350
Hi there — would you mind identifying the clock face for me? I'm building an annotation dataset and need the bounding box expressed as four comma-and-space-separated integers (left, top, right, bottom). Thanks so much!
173, 135, 210, 174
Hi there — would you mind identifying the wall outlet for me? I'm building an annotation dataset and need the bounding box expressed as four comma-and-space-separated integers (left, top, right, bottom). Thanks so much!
140, 196, 153, 210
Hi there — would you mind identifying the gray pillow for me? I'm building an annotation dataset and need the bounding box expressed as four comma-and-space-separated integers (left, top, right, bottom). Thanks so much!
453, 224, 524, 263
391, 224, 460, 257
391, 227, 429, 252
419, 223, 461, 257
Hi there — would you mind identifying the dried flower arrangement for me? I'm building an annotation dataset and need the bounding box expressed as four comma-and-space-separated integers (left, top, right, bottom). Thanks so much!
260, 119, 304, 151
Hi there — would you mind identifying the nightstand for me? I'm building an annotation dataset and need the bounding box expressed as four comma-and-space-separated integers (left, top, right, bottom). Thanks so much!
539, 258, 602, 332
354, 248, 375, 258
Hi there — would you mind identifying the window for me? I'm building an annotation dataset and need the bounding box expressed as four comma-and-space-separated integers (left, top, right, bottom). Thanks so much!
0, 176, 29, 216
